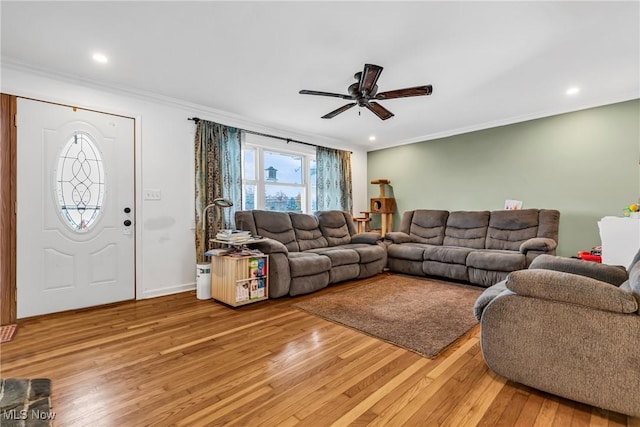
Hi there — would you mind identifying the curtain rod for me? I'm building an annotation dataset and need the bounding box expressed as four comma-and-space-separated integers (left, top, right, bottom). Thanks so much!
188, 117, 351, 153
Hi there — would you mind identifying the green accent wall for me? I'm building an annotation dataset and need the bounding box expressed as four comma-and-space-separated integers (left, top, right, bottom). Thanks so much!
367, 99, 640, 257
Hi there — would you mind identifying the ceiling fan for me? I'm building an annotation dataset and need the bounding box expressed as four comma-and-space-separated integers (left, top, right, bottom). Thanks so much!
299, 64, 433, 120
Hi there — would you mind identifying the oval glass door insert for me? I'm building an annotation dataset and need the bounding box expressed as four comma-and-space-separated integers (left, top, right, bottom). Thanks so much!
55, 132, 105, 232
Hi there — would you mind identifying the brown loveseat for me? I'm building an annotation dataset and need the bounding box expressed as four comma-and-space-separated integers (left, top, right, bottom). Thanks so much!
385, 209, 560, 287
235, 210, 387, 298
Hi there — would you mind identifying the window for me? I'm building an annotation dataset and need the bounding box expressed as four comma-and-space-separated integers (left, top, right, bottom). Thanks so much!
242, 136, 316, 214
55, 132, 105, 232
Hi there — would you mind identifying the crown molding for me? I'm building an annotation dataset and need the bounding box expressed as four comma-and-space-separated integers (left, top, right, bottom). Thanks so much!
371, 91, 640, 152
1, 57, 360, 152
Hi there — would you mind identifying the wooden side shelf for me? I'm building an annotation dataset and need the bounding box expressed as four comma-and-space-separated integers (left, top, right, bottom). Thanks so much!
210, 254, 269, 307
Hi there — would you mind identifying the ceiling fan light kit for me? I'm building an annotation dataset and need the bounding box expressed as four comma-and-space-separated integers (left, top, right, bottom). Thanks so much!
299, 64, 433, 120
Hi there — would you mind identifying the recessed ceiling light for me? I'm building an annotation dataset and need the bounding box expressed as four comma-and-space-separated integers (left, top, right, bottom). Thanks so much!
369, 135, 376, 141
92, 53, 108, 64
566, 87, 580, 95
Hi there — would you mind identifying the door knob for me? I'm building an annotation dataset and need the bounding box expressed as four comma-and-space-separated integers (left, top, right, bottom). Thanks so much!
124, 220, 132, 227
124, 207, 131, 214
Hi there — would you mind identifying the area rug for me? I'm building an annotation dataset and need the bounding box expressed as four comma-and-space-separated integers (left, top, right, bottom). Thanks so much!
0, 378, 53, 426
0, 324, 17, 343
293, 275, 483, 358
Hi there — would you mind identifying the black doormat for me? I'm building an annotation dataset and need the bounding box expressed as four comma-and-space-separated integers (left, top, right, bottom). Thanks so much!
0, 378, 53, 426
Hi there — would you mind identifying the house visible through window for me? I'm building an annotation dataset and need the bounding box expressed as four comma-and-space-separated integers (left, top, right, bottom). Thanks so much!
242, 135, 316, 214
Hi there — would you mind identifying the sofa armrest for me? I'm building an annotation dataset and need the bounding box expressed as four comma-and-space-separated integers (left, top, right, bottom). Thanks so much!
384, 231, 413, 244
529, 254, 628, 286
248, 238, 289, 255
474, 280, 514, 321
506, 269, 638, 314
351, 232, 382, 244
519, 237, 557, 254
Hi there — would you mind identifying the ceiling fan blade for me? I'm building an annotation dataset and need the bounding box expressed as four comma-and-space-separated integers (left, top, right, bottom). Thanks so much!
359, 64, 383, 95
299, 89, 354, 100
375, 85, 433, 100
321, 103, 357, 119
366, 102, 394, 120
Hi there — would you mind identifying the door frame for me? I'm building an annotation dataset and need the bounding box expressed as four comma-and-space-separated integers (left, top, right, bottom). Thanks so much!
1, 94, 18, 325
0, 94, 141, 323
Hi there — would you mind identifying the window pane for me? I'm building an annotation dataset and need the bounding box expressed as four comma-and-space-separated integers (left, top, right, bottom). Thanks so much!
243, 149, 255, 181
310, 159, 317, 212
265, 185, 303, 212
243, 184, 256, 210
264, 151, 302, 184
56, 132, 105, 232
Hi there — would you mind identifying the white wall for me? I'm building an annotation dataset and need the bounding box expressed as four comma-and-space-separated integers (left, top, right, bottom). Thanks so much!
2, 66, 368, 299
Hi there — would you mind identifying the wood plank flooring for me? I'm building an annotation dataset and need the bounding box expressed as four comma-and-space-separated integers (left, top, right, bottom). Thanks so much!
1, 273, 636, 426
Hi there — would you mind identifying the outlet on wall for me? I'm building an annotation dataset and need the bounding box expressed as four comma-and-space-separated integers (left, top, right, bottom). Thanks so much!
144, 188, 162, 200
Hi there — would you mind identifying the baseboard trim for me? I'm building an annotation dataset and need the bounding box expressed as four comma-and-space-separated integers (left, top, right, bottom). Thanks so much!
142, 282, 196, 299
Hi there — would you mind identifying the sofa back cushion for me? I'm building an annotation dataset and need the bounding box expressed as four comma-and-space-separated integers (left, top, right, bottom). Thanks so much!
289, 213, 328, 251
317, 211, 354, 246
486, 209, 539, 251
248, 210, 300, 252
402, 210, 449, 245
537, 209, 561, 241
444, 211, 490, 249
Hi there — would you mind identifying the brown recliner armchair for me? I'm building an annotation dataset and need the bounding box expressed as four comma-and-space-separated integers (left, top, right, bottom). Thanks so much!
474, 251, 640, 417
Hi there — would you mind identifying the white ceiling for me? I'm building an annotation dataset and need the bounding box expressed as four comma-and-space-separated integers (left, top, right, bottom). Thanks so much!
2, 1, 639, 151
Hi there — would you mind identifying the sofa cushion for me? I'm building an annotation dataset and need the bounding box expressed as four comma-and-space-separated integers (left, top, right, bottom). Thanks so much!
306, 247, 359, 267
467, 250, 526, 272
352, 245, 386, 264
407, 210, 449, 245
387, 243, 427, 261
443, 211, 490, 249
423, 245, 473, 265
486, 209, 539, 251
289, 212, 328, 251
506, 269, 639, 314
252, 210, 300, 252
288, 252, 331, 277
317, 211, 353, 246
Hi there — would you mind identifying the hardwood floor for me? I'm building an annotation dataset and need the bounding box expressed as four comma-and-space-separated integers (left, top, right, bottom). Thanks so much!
1, 273, 637, 426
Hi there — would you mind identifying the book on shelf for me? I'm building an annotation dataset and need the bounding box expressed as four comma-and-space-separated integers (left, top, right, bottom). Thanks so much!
249, 278, 266, 299
216, 230, 252, 242
204, 248, 232, 257
236, 281, 250, 302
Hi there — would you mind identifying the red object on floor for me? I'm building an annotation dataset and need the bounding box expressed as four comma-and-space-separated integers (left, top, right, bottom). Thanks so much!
578, 251, 602, 263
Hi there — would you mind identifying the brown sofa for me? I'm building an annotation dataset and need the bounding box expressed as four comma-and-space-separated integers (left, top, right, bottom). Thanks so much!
474, 252, 640, 417
385, 209, 560, 287
235, 210, 387, 298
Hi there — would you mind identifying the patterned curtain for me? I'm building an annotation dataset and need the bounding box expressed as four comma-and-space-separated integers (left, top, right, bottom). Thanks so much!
316, 146, 353, 213
194, 120, 243, 262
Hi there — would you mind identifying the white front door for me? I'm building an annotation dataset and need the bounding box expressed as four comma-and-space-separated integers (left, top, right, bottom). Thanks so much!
17, 98, 135, 318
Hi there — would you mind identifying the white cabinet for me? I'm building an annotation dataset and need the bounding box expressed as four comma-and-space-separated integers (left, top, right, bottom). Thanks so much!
597, 216, 640, 269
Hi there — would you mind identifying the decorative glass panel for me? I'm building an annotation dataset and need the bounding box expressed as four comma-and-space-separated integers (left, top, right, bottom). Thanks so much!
55, 132, 105, 232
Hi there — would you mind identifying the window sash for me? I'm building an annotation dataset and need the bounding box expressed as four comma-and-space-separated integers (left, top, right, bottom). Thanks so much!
242, 141, 315, 213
